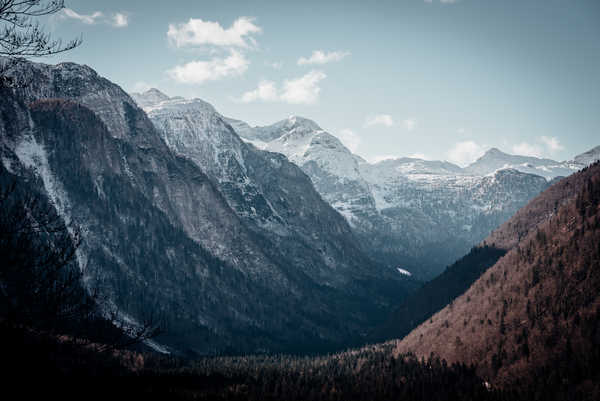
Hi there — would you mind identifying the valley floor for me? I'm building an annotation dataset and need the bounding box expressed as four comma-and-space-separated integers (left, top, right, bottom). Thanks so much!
4, 321, 598, 401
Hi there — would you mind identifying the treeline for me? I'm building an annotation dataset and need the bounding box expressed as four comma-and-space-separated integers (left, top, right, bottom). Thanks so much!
140, 348, 495, 401
0, 167, 160, 370
133, 343, 597, 401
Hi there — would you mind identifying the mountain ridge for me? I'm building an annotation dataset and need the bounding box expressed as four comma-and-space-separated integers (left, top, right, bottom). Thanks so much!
1, 60, 413, 355
224, 111, 578, 278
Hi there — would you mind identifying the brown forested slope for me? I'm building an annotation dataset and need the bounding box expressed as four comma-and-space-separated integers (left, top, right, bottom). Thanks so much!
393, 162, 600, 388
370, 165, 593, 344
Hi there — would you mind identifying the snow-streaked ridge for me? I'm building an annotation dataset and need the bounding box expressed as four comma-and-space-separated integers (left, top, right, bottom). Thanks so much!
13, 130, 87, 270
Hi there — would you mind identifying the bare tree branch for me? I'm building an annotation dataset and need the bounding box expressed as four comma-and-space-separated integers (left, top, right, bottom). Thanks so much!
0, 1, 81, 85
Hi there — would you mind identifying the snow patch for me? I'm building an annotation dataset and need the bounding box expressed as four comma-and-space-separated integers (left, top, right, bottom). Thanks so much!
103, 304, 170, 354
14, 133, 87, 270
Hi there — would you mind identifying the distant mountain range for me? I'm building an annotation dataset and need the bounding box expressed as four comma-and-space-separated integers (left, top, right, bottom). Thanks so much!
219, 112, 597, 279
464, 146, 585, 179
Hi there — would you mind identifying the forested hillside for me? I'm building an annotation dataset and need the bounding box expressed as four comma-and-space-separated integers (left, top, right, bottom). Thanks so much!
392, 162, 600, 396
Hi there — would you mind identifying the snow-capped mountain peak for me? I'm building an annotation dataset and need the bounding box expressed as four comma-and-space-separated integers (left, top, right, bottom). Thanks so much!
572, 145, 600, 166
371, 157, 464, 176
282, 115, 322, 132
465, 147, 578, 180
130, 88, 170, 108
230, 112, 599, 278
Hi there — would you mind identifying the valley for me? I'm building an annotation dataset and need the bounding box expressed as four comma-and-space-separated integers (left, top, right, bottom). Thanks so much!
1, 2, 599, 398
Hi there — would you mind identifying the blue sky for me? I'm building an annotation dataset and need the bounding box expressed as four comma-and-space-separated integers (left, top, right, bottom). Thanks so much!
41, 0, 600, 165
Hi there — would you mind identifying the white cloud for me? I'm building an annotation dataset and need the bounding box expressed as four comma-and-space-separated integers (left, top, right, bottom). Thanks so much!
440, 0, 459, 3
265, 61, 283, 69
280, 70, 326, 104
364, 114, 394, 127
112, 13, 129, 27
63, 8, 103, 24
62, 8, 129, 28
337, 129, 361, 153
409, 153, 428, 160
239, 70, 327, 104
240, 80, 279, 102
403, 118, 417, 131
370, 153, 429, 162
370, 155, 398, 163
540, 136, 564, 154
511, 136, 564, 158
168, 50, 249, 84
512, 142, 542, 158
297, 50, 350, 65
167, 17, 261, 48
447, 141, 486, 167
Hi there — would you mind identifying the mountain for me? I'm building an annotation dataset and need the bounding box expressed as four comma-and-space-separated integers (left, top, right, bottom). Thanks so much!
464, 147, 579, 179
130, 88, 169, 108
369, 151, 597, 342
393, 161, 600, 388
572, 145, 600, 167
232, 118, 553, 279
130, 90, 409, 292
0, 60, 412, 355
373, 147, 600, 344
233, 116, 377, 230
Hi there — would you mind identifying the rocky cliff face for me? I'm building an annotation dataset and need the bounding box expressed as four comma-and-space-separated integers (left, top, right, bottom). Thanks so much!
131, 91, 407, 291
0, 60, 412, 355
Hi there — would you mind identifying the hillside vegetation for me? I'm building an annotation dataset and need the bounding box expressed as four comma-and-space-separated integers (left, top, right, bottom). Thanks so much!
392, 162, 600, 397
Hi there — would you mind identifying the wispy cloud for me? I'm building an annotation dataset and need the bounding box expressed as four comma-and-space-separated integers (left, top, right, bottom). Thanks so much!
540, 136, 564, 154
167, 17, 261, 48
62, 8, 103, 24
240, 80, 279, 102
62, 8, 129, 28
168, 50, 249, 84
239, 70, 327, 105
337, 129, 361, 153
131, 81, 154, 93
265, 61, 283, 69
403, 118, 417, 131
298, 50, 350, 65
112, 13, 129, 27
512, 142, 542, 158
370, 155, 398, 163
281, 70, 326, 104
364, 114, 394, 127
512, 136, 565, 158
447, 140, 486, 167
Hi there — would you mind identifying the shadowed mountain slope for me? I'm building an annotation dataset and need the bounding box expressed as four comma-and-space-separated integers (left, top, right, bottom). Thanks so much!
0, 60, 412, 355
